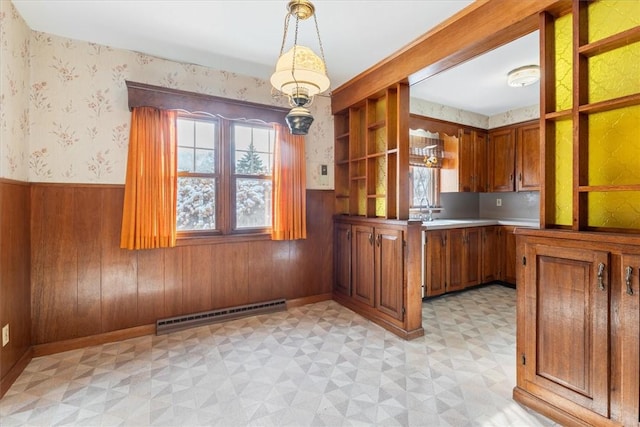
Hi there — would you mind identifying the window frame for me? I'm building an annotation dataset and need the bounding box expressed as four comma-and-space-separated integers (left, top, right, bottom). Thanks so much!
125, 81, 288, 245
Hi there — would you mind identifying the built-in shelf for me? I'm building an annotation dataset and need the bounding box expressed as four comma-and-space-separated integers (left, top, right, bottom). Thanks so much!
335, 132, 350, 140
578, 93, 640, 114
578, 26, 640, 57
367, 120, 386, 131
545, 109, 572, 120
578, 184, 640, 192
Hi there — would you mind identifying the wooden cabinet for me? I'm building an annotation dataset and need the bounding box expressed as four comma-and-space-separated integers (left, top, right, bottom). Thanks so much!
375, 227, 404, 321
333, 222, 352, 297
520, 242, 610, 419
481, 226, 500, 283
619, 254, 640, 427
424, 226, 511, 298
352, 225, 375, 306
423, 230, 447, 297
514, 229, 640, 426
441, 129, 488, 193
488, 122, 539, 193
449, 227, 481, 291
500, 226, 517, 284
516, 123, 540, 191
333, 217, 424, 340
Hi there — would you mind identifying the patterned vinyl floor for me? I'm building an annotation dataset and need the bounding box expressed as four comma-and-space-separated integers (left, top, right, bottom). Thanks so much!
0, 284, 555, 426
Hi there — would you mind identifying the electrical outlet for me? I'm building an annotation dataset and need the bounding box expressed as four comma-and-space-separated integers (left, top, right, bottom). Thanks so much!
320, 164, 327, 176
496, 198, 502, 207
2, 324, 8, 347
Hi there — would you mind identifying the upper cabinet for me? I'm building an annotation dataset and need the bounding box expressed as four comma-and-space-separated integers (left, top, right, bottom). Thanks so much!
334, 84, 409, 219
488, 121, 540, 193
441, 128, 488, 193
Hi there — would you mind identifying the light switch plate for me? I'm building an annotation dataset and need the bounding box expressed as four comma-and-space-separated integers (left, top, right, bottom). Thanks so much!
496, 198, 502, 207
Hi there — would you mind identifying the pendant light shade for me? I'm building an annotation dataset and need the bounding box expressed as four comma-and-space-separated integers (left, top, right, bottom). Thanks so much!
271, 0, 330, 135
271, 45, 330, 104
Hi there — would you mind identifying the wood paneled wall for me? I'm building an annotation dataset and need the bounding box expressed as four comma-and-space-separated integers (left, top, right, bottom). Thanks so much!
0, 180, 31, 396
30, 184, 334, 345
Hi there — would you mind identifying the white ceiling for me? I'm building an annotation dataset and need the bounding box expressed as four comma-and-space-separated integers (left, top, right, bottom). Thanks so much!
12, 0, 540, 117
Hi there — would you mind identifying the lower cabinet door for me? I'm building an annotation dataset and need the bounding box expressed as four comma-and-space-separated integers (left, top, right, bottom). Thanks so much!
352, 225, 375, 306
425, 230, 447, 297
620, 254, 640, 427
522, 243, 611, 419
375, 227, 404, 321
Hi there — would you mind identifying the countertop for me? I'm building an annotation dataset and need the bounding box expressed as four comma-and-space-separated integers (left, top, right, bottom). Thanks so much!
421, 218, 540, 230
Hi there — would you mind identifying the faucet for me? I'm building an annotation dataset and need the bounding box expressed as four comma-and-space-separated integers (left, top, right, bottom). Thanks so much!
420, 197, 434, 222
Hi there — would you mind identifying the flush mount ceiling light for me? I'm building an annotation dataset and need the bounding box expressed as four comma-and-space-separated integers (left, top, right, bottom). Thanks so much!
271, 0, 330, 135
507, 65, 540, 87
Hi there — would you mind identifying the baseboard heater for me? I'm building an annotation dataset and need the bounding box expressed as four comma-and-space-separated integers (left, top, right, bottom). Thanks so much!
156, 298, 287, 335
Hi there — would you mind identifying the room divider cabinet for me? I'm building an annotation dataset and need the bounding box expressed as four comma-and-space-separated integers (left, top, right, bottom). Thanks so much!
333, 217, 423, 339
514, 229, 640, 426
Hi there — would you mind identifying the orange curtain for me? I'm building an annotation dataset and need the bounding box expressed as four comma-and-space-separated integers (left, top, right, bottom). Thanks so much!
271, 124, 307, 240
120, 107, 178, 249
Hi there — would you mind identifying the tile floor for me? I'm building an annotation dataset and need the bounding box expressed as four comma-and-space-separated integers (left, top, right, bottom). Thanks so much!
0, 284, 555, 426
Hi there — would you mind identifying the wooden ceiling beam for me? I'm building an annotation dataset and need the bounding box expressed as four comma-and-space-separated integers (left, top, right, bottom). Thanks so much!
330, 0, 571, 114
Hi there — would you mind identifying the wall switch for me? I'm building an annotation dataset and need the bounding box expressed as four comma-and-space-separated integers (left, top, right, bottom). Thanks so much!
496, 198, 502, 207
321, 164, 327, 176
2, 324, 8, 347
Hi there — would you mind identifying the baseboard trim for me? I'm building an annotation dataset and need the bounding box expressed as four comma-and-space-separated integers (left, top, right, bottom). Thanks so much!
287, 293, 332, 308
31, 294, 333, 358
32, 324, 156, 358
512, 386, 607, 427
0, 347, 33, 399
332, 293, 424, 340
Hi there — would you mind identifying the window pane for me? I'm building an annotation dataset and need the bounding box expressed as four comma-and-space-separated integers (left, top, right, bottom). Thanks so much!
177, 119, 195, 147
236, 178, 272, 229
195, 121, 216, 149
195, 148, 215, 173
234, 123, 274, 175
177, 177, 216, 231
178, 147, 194, 172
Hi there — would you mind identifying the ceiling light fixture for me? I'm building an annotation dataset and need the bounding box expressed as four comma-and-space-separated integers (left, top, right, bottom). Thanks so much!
507, 65, 540, 87
271, 0, 330, 135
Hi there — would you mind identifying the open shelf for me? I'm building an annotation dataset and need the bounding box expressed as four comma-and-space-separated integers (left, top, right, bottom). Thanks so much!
578, 26, 640, 57
578, 93, 640, 114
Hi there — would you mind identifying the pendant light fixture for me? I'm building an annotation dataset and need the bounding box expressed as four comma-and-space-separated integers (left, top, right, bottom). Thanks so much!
271, 0, 330, 135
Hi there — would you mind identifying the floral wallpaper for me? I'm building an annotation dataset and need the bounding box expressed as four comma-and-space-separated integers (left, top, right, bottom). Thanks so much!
0, 0, 30, 181
2, 1, 334, 189
410, 97, 539, 130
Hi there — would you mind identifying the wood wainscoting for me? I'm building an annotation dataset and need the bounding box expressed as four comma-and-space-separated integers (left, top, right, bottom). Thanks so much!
0, 179, 31, 397
30, 184, 334, 346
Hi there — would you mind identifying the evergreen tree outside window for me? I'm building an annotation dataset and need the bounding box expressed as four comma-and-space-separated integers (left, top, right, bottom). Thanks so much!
233, 123, 274, 229
175, 114, 275, 236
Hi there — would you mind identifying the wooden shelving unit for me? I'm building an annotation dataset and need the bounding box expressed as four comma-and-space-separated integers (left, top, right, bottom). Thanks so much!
540, 1, 640, 232
333, 83, 409, 220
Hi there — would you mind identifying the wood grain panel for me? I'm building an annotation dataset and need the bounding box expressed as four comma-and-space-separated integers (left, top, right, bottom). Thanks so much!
29, 185, 333, 345
100, 187, 138, 332
137, 249, 165, 325
182, 245, 213, 314
0, 180, 31, 391
74, 187, 102, 337
163, 247, 183, 317
32, 187, 77, 343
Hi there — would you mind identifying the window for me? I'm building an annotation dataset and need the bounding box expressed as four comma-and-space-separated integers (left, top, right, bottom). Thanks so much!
176, 115, 275, 236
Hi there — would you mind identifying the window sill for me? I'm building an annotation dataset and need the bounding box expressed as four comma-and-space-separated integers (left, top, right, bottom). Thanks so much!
175, 232, 273, 246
